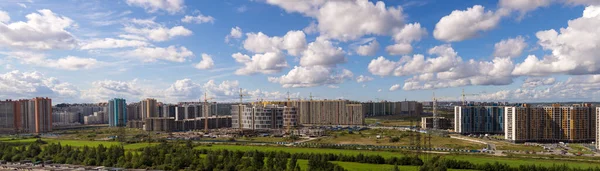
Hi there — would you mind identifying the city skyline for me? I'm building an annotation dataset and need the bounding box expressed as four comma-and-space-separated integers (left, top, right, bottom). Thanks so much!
1, 0, 599, 104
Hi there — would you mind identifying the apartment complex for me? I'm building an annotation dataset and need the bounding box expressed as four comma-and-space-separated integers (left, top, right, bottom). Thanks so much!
454, 105, 504, 134
362, 101, 423, 116
231, 104, 292, 130
0, 98, 53, 134
287, 100, 364, 126
505, 104, 595, 143
108, 98, 127, 127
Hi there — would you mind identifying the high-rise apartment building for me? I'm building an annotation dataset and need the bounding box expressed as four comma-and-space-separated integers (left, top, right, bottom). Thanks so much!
0, 100, 15, 133
505, 104, 595, 143
597, 107, 600, 150
141, 98, 158, 118
454, 105, 504, 134
362, 101, 423, 117
0, 98, 52, 134
108, 98, 127, 127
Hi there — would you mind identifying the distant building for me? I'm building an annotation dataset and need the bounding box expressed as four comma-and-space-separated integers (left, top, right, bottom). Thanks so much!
0, 100, 15, 133
597, 107, 600, 150
505, 104, 595, 143
454, 105, 504, 134
84, 111, 106, 124
362, 101, 423, 117
421, 116, 452, 130
286, 100, 364, 126
108, 98, 127, 127
141, 98, 158, 118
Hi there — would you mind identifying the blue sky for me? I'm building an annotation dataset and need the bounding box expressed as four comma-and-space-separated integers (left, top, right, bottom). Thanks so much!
0, 0, 599, 103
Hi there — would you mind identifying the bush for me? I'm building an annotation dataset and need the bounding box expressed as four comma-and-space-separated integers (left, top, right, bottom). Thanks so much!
389, 137, 400, 143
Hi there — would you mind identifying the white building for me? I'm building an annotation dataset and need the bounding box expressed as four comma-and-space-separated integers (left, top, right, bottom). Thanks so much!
232, 104, 294, 130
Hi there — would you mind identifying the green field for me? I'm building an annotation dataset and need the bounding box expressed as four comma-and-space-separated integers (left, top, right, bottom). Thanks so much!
331, 161, 417, 171
444, 154, 600, 169
195, 144, 600, 169
0, 138, 156, 150
195, 144, 406, 159
314, 129, 485, 150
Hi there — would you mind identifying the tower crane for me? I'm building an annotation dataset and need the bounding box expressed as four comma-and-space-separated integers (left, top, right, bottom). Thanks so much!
202, 92, 214, 133
461, 89, 480, 106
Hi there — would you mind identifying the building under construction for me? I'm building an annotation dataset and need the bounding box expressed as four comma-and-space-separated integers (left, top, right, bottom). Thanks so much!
421, 117, 452, 130
257, 100, 365, 126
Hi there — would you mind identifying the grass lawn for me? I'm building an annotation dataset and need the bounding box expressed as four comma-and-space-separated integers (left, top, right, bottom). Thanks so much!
444, 154, 600, 169
195, 144, 600, 169
331, 161, 417, 171
194, 144, 406, 159
314, 129, 485, 150
1, 138, 156, 150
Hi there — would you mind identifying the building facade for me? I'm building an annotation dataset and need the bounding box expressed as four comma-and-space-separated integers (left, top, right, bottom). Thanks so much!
597, 107, 600, 150
108, 98, 127, 127
505, 104, 595, 143
141, 98, 158, 118
232, 104, 289, 130
0, 100, 15, 133
362, 101, 423, 117
421, 117, 452, 130
454, 105, 504, 134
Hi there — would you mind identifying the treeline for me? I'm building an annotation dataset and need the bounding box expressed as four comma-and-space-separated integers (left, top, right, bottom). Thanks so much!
0, 141, 347, 171
195, 148, 423, 166
1, 140, 600, 171
421, 156, 600, 171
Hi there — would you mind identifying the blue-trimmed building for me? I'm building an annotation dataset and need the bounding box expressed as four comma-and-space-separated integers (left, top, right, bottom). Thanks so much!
108, 98, 127, 127
454, 105, 504, 134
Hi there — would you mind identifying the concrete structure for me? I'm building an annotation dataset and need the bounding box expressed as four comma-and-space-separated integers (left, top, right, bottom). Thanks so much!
505, 104, 595, 143
421, 117, 452, 130
108, 98, 127, 127
362, 101, 423, 117
454, 105, 504, 134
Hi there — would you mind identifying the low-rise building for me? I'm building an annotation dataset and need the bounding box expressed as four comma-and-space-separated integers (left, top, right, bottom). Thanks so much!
421, 116, 452, 130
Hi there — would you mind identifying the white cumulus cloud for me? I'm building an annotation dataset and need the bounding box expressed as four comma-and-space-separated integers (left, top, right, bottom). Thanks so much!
0, 9, 76, 50
195, 53, 214, 70
493, 36, 527, 58
434, 5, 509, 42
513, 6, 600, 76
232, 52, 288, 75
268, 66, 353, 88
126, 0, 185, 14
356, 39, 379, 56
126, 45, 194, 62
181, 13, 215, 24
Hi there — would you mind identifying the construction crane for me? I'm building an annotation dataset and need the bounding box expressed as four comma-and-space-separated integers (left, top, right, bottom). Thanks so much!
237, 88, 251, 131
202, 92, 214, 133
461, 89, 480, 106
285, 91, 302, 134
